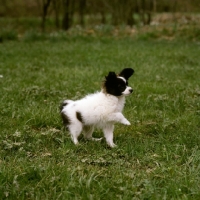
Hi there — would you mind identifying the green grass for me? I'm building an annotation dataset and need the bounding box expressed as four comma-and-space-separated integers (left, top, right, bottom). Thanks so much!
0, 36, 200, 199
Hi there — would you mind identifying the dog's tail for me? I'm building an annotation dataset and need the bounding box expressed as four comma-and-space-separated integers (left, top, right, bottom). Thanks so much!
59, 100, 74, 112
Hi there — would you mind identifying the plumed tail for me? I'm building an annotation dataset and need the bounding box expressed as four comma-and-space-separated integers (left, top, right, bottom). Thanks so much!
59, 100, 74, 112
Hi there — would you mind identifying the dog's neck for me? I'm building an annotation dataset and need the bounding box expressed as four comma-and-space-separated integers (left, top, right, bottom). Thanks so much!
117, 95, 126, 107
101, 89, 126, 112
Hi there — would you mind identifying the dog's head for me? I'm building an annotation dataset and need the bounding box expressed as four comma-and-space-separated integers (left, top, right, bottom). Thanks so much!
103, 68, 134, 96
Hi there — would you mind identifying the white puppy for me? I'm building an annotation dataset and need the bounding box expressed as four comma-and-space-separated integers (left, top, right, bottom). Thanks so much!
60, 68, 134, 147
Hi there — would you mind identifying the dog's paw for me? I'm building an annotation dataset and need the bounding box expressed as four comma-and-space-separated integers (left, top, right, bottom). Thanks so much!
106, 141, 117, 148
109, 143, 117, 148
71, 135, 79, 145
122, 119, 131, 126
125, 121, 131, 126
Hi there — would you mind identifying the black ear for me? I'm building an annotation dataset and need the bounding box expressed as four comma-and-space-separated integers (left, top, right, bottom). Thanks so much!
105, 72, 117, 80
118, 68, 134, 80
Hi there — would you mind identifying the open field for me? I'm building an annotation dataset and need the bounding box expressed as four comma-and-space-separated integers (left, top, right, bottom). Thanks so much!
0, 36, 200, 199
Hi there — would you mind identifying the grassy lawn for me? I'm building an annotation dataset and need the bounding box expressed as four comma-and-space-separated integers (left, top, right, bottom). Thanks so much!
0, 36, 200, 199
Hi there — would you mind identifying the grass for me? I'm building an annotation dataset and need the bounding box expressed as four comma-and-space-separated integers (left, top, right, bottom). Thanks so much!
0, 36, 200, 199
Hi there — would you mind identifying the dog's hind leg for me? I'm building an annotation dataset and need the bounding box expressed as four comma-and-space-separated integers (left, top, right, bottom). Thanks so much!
82, 126, 94, 140
83, 126, 102, 142
68, 122, 82, 145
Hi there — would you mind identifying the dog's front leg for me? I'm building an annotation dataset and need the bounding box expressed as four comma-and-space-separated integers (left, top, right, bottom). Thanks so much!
103, 124, 116, 148
107, 112, 131, 125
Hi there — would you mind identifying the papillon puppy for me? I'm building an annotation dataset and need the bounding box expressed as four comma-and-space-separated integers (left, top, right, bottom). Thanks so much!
60, 68, 134, 147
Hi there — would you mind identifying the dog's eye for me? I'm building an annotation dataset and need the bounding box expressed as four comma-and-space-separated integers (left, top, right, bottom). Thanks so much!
118, 84, 125, 91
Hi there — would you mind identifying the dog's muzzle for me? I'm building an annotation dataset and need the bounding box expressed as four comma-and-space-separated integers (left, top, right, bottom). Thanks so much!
129, 88, 133, 93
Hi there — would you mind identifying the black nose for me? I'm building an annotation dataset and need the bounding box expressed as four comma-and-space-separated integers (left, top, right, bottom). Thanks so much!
129, 89, 133, 93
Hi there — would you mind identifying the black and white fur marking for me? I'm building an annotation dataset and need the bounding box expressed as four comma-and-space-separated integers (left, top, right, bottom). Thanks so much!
60, 68, 134, 147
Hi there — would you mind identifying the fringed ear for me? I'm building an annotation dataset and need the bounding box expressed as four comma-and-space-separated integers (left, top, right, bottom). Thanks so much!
118, 68, 134, 80
105, 72, 117, 80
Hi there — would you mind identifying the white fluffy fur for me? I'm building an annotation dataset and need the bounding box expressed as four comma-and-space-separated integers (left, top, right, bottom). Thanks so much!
61, 88, 132, 148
